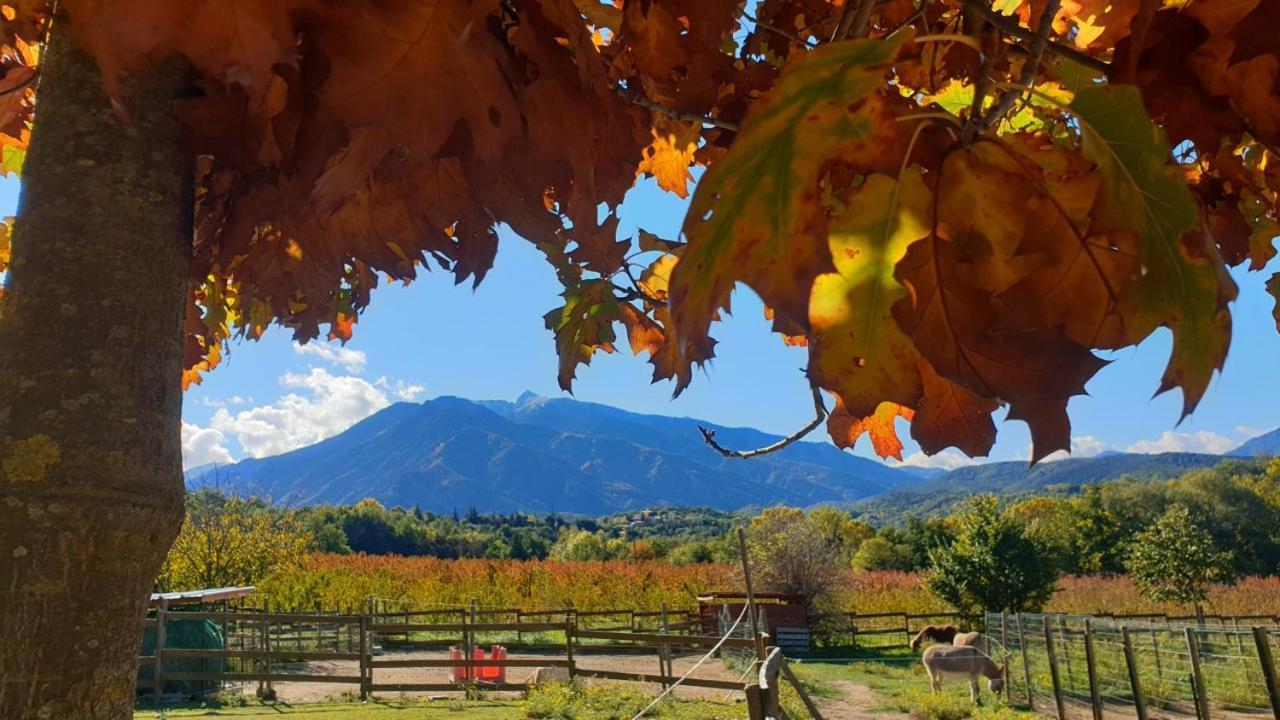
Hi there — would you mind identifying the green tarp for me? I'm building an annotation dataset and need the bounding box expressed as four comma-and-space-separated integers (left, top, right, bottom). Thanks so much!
137, 616, 225, 697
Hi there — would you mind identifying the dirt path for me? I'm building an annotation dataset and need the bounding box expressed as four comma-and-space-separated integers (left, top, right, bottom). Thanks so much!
812, 679, 906, 720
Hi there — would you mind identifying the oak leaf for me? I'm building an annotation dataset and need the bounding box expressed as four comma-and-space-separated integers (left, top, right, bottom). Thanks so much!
1071, 84, 1236, 418
670, 33, 909, 368
827, 399, 915, 461
808, 168, 931, 419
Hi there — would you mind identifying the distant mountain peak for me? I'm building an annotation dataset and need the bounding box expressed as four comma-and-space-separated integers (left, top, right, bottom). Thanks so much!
515, 389, 544, 405
186, 393, 916, 514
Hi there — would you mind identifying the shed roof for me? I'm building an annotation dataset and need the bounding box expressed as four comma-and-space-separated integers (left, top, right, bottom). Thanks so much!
149, 586, 255, 607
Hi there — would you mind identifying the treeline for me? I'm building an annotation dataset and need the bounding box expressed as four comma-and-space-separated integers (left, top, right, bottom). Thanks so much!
167, 458, 1280, 599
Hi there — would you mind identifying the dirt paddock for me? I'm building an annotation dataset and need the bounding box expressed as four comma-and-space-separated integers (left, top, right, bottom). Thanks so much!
237, 648, 750, 703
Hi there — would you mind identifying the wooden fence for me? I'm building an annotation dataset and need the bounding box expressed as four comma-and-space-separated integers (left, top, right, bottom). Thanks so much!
829, 611, 981, 648
137, 603, 728, 704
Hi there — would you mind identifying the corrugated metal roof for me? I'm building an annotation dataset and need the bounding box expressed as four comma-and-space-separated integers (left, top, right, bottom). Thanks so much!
149, 585, 255, 607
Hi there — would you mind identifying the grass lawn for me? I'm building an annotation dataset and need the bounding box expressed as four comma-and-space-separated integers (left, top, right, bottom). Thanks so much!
788, 647, 1041, 720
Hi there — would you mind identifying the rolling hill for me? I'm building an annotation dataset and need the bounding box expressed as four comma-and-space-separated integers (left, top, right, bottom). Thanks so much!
850, 451, 1230, 522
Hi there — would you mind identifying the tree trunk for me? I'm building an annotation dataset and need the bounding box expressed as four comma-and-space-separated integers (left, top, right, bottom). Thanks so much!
0, 18, 191, 720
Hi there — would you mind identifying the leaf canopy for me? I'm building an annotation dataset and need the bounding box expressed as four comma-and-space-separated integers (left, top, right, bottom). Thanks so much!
1, 0, 1278, 462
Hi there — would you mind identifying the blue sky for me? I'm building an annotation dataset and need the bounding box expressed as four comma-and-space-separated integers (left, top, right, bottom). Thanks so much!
1, 171, 1277, 472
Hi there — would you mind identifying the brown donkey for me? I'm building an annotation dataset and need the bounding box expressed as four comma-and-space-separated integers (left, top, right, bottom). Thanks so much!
910, 624, 959, 650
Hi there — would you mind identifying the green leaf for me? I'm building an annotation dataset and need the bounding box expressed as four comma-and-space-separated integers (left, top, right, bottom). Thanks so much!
669, 33, 910, 355
1069, 85, 1235, 419
544, 280, 620, 391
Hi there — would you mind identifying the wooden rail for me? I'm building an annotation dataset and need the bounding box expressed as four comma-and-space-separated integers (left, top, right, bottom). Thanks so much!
137, 602, 752, 705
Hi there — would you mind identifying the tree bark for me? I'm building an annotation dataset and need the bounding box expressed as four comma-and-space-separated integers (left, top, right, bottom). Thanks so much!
0, 18, 191, 720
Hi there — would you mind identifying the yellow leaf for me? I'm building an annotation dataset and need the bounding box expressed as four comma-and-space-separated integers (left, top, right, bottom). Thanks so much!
638, 116, 700, 198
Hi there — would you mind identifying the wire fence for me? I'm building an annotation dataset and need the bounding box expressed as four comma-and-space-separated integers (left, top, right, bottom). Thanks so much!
989, 612, 1280, 720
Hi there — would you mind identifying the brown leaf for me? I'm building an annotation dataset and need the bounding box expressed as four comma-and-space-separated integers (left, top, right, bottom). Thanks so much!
910, 358, 998, 458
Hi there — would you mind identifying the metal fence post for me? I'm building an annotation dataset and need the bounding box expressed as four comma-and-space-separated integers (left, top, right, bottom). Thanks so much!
1121, 627, 1149, 720
1044, 621, 1066, 720
1017, 612, 1034, 708
1084, 619, 1103, 720
1252, 627, 1280, 720
1185, 627, 1210, 720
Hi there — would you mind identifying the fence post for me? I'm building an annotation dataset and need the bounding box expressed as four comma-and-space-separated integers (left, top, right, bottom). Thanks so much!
358, 613, 369, 700
1083, 619, 1103, 720
1044, 621, 1066, 720
1252, 627, 1280, 720
260, 597, 273, 699
153, 601, 168, 702
745, 684, 766, 720
660, 603, 672, 685
1001, 612, 1012, 703
565, 616, 576, 680
902, 612, 911, 648
1185, 627, 1210, 720
1017, 613, 1033, 708
1121, 627, 1149, 720
1151, 626, 1163, 678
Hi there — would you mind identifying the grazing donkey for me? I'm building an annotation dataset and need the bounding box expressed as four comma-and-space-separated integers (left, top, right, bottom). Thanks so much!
921, 644, 1005, 701
910, 624, 959, 650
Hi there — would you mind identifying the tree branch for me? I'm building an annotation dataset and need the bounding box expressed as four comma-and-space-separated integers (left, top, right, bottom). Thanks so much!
744, 11, 818, 48
959, 0, 1109, 73
699, 385, 828, 459
975, 0, 1062, 134
611, 83, 740, 132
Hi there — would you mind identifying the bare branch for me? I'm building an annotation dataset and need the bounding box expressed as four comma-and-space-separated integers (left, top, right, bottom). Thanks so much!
831, 0, 875, 41
976, 0, 1062, 134
744, 11, 818, 48
699, 385, 828, 459
611, 83, 740, 132
959, 0, 1109, 73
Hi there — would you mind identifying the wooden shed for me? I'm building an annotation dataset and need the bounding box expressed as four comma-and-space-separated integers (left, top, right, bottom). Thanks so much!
696, 591, 810, 653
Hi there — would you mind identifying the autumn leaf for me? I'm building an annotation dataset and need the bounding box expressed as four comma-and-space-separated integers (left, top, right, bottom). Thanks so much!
637, 115, 700, 198
670, 33, 910, 365
827, 398, 914, 461
893, 146, 1108, 460
808, 168, 931, 420
911, 358, 999, 458
545, 280, 621, 392
1070, 84, 1236, 418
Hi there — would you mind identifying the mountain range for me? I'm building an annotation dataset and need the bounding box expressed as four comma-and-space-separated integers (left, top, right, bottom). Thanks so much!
189, 392, 1278, 518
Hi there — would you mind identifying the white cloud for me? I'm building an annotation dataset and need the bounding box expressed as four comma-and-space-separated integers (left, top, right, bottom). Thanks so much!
181, 421, 233, 470
376, 376, 427, 402
1236, 424, 1269, 438
293, 341, 368, 373
1126, 430, 1235, 455
211, 368, 390, 458
896, 449, 980, 471
198, 395, 251, 409
1038, 435, 1112, 463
